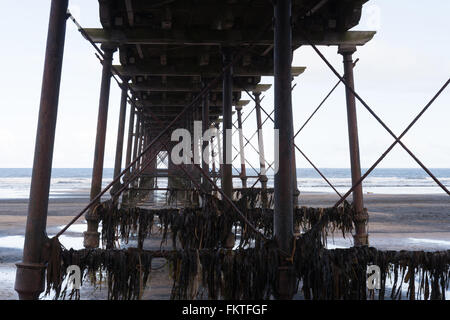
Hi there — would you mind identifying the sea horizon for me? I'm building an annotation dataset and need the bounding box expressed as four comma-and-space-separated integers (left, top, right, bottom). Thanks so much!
0, 167, 449, 199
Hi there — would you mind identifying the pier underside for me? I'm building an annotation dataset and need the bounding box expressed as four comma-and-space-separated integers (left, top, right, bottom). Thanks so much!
13, 0, 450, 300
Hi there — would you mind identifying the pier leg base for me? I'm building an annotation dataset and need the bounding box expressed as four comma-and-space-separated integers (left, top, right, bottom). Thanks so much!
14, 262, 46, 300
83, 231, 100, 248
275, 265, 295, 300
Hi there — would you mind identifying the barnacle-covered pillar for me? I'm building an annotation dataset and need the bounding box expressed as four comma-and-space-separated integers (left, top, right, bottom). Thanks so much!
338, 45, 368, 246
84, 44, 116, 249
111, 80, 129, 195
235, 105, 247, 188
15, 0, 69, 300
273, 0, 295, 299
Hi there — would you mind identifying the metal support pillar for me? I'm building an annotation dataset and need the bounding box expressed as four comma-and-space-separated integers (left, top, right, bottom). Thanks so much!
211, 135, 217, 182
221, 49, 234, 248
84, 44, 116, 249
215, 123, 223, 175
273, 0, 295, 299
193, 107, 202, 186
254, 91, 268, 190
137, 127, 145, 188
15, 0, 69, 300
235, 105, 248, 188
132, 113, 141, 185
125, 103, 135, 175
338, 45, 368, 246
111, 80, 129, 194
292, 140, 300, 207
222, 47, 233, 199
202, 84, 211, 192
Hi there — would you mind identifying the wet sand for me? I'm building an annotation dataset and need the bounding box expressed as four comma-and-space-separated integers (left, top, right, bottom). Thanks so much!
0, 193, 449, 299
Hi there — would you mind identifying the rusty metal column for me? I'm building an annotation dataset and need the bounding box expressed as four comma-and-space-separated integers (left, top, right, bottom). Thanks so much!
84, 44, 116, 249
210, 134, 217, 184
132, 113, 141, 173
235, 105, 248, 188
273, 0, 295, 299
125, 103, 135, 174
193, 107, 202, 186
111, 80, 129, 194
202, 83, 211, 192
14, 0, 68, 300
292, 137, 300, 207
215, 123, 223, 176
254, 91, 268, 190
136, 125, 145, 188
222, 48, 233, 199
338, 45, 368, 246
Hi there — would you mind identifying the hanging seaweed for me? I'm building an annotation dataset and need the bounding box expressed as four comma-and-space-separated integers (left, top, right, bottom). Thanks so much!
45, 239, 450, 301
233, 188, 275, 209
169, 240, 279, 300
96, 200, 121, 249
47, 247, 157, 300
169, 194, 235, 249
292, 243, 450, 300
98, 195, 355, 252
233, 201, 355, 243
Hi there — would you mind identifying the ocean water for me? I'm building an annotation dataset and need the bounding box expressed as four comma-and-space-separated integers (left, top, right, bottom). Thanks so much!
0, 168, 449, 199
0, 168, 113, 199
251, 168, 450, 195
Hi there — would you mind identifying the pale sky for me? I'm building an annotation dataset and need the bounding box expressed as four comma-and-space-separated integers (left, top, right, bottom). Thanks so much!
0, 0, 449, 169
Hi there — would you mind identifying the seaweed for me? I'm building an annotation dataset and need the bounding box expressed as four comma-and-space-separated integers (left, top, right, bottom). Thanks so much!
45, 192, 450, 301
47, 247, 157, 300
233, 188, 274, 209
293, 244, 450, 300
97, 196, 355, 251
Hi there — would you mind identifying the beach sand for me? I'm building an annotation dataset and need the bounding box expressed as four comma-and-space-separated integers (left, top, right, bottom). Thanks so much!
0, 193, 449, 299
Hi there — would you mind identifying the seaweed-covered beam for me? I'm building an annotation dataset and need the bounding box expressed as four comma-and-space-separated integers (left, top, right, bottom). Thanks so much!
84, 28, 376, 47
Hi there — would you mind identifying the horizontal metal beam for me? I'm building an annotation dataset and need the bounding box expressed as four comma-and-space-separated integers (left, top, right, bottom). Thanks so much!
131, 83, 272, 93
136, 99, 250, 108
85, 28, 375, 47
140, 106, 222, 113
114, 64, 306, 77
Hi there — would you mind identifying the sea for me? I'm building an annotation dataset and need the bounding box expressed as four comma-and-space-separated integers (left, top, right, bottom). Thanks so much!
0, 167, 449, 199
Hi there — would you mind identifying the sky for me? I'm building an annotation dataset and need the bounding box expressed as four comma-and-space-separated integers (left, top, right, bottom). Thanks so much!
0, 0, 448, 169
